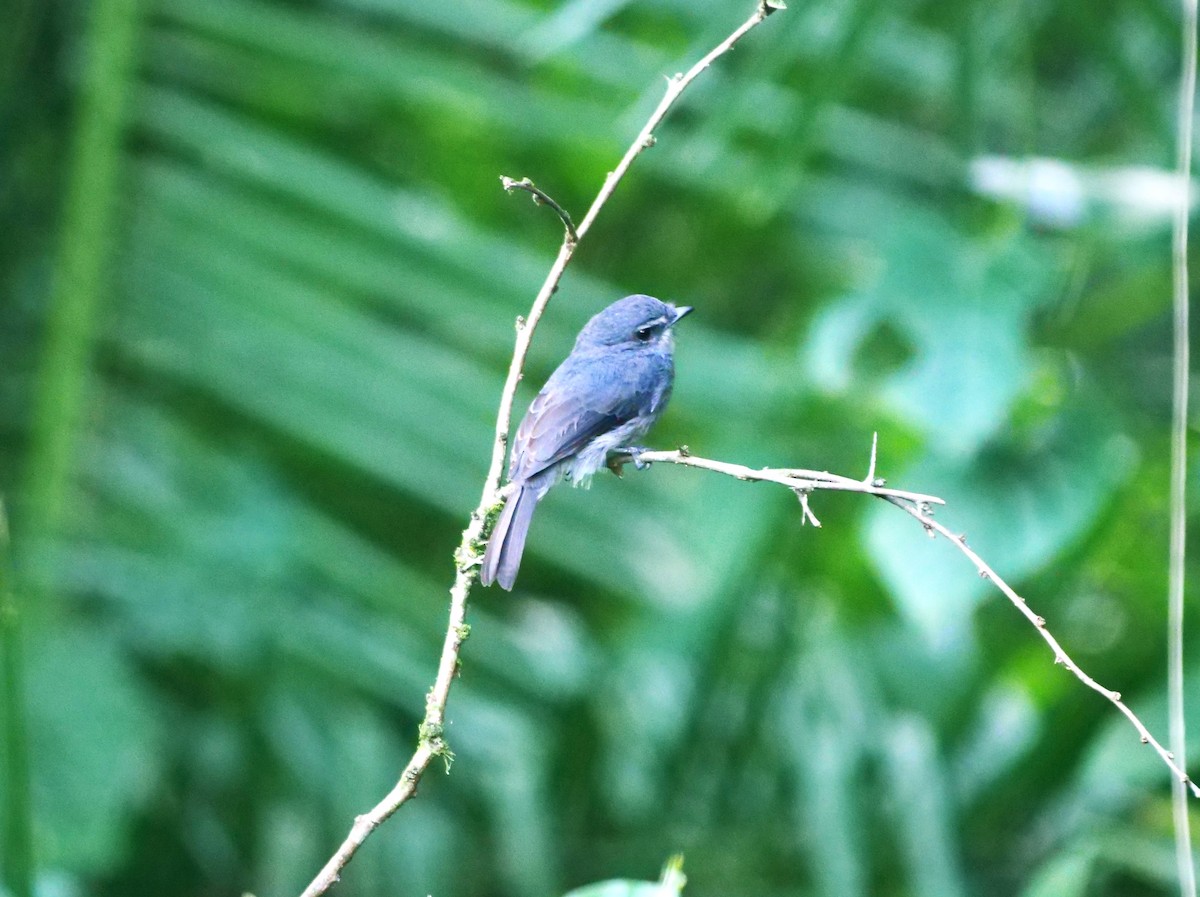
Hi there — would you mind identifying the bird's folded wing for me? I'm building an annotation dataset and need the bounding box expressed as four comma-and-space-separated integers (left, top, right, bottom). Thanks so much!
509, 365, 654, 481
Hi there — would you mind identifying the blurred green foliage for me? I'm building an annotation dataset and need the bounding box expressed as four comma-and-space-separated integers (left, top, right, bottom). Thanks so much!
2, 0, 1199, 895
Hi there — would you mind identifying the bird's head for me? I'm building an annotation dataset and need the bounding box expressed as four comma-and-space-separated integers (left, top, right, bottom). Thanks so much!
575, 294, 693, 350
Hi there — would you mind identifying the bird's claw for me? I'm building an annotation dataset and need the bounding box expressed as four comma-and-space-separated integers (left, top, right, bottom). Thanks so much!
625, 446, 651, 471
607, 447, 652, 476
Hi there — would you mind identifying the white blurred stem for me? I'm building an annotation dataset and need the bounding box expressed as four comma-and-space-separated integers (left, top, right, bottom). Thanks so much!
1170, 0, 1198, 893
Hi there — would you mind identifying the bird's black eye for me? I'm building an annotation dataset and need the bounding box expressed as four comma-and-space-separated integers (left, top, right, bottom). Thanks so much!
635, 326, 653, 341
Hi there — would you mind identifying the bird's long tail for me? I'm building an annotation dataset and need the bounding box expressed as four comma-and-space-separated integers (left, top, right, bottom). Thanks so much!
480, 483, 539, 590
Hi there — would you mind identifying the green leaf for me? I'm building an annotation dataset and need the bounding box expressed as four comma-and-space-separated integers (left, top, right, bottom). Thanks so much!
1020, 848, 1098, 897
563, 883, 676, 897
26, 623, 159, 872
805, 201, 1052, 455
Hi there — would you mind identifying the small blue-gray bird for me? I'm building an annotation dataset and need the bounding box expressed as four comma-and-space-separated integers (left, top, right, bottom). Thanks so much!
480, 294, 692, 590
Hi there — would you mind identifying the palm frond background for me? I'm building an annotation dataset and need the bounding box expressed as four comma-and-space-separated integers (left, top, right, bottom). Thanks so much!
1, 0, 1197, 895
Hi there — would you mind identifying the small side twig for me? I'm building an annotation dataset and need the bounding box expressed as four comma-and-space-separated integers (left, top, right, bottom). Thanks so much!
797, 489, 822, 527
500, 176, 578, 244
635, 442, 1200, 799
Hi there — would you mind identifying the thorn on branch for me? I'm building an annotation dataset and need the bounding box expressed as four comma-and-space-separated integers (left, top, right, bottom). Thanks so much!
796, 489, 822, 527
643, 134, 657, 149
761, 0, 787, 13
678, 444, 691, 457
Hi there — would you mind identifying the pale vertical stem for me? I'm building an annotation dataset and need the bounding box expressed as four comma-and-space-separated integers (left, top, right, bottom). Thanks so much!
1169, 0, 1198, 892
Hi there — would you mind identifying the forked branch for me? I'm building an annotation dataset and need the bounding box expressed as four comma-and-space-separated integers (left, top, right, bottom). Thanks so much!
635, 439, 1200, 799
295, 5, 785, 896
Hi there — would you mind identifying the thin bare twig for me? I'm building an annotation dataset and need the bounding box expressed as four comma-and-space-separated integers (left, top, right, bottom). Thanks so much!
500, 176, 578, 244
889, 497, 1200, 799
295, 6, 783, 896
1169, 0, 1198, 889
630, 448, 945, 507
574, 1, 786, 239
634, 444, 1200, 799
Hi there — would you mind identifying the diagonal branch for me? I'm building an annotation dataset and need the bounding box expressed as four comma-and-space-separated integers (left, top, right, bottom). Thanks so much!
634, 443, 1200, 799
886, 495, 1199, 800
294, 5, 784, 896
573, 0, 786, 239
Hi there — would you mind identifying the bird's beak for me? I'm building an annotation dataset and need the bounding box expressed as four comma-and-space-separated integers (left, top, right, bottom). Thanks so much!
671, 305, 694, 325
